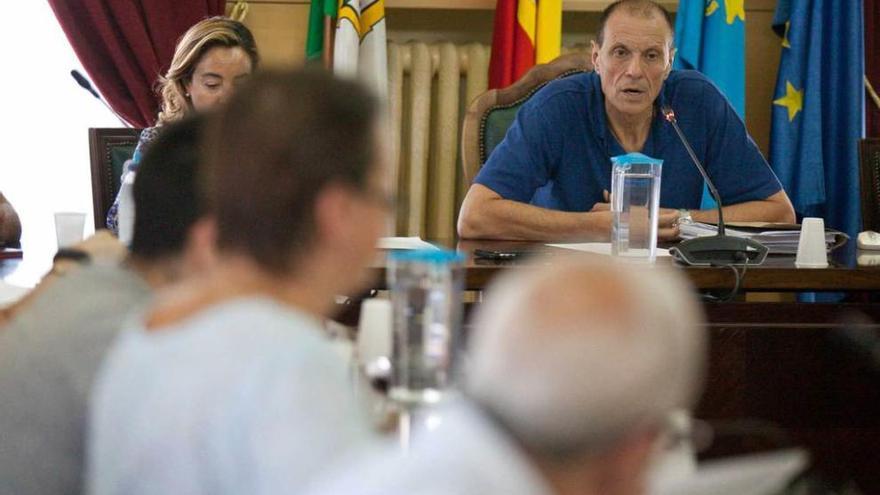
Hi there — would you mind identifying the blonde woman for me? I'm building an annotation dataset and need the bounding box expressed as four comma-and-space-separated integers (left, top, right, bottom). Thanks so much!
107, 16, 259, 234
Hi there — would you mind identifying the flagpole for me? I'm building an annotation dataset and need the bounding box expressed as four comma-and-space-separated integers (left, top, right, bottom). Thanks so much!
323, 15, 336, 70
865, 75, 880, 111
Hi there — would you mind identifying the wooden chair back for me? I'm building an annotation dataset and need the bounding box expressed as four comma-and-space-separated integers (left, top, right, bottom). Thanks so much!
89, 128, 140, 229
460, 52, 592, 185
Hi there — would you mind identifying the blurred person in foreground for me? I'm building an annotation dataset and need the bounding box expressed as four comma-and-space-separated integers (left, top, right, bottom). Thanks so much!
310, 256, 706, 495
106, 16, 259, 234
87, 70, 391, 494
0, 115, 214, 495
0, 192, 21, 245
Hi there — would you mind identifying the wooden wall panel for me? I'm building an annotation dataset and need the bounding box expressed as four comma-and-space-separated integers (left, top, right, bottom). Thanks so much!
745, 3, 782, 157
230, 1, 781, 154
234, 2, 310, 68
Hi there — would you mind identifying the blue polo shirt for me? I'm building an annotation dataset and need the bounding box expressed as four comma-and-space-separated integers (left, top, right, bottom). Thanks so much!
474, 70, 783, 211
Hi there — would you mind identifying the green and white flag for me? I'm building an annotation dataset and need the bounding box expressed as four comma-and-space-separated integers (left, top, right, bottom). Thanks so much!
334, 0, 388, 99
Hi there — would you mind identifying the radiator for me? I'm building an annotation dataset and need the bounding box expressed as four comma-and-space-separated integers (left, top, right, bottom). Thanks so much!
388, 41, 491, 240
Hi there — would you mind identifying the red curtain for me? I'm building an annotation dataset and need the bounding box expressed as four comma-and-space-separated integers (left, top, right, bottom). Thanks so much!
48, 0, 225, 128
867, 0, 880, 137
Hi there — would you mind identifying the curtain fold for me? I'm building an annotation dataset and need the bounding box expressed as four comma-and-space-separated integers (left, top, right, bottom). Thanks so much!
48, 0, 225, 128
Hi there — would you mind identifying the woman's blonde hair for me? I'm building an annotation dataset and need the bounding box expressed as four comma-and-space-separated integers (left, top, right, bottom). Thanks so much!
156, 16, 259, 126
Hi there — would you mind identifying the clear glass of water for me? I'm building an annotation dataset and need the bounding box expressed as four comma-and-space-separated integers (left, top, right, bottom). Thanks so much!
387, 249, 464, 404
610, 153, 663, 263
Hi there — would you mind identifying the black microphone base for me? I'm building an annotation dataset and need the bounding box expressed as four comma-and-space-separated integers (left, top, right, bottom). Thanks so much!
669, 235, 769, 266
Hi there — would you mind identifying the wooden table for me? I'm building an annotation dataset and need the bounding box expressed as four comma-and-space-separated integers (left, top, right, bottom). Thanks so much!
371, 239, 880, 292
369, 239, 880, 490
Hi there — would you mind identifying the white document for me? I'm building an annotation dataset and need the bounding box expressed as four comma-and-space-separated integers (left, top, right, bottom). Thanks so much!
377, 237, 439, 250
0, 281, 29, 308
546, 242, 673, 257
679, 222, 837, 254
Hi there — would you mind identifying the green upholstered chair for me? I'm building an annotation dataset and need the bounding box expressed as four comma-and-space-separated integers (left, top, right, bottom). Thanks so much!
89, 127, 141, 229
460, 52, 592, 185
859, 138, 880, 231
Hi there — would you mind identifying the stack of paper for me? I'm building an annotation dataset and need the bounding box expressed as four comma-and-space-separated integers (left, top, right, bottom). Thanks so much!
376, 237, 439, 250
679, 222, 841, 254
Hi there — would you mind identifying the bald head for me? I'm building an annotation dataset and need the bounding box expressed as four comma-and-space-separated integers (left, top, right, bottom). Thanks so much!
596, 0, 674, 47
466, 256, 705, 458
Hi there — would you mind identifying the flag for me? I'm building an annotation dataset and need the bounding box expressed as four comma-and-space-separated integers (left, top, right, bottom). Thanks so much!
306, 0, 338, 66
769, 0, 864, 239
489, 0, 562, 89
535, 0, 562, 64
674, 0, 746, 210
333, 0, 388, 99
673, 0, 746, 117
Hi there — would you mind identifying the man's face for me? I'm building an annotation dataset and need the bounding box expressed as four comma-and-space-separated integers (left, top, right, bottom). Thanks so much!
591, 10, 674, 121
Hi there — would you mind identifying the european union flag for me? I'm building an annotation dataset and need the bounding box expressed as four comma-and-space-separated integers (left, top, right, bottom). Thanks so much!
674, 0, 745, 209
769, 0, 864, 239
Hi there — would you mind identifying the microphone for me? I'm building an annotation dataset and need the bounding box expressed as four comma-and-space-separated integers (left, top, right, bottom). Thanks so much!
661, 106, 768, 266
70, 70, 131, 127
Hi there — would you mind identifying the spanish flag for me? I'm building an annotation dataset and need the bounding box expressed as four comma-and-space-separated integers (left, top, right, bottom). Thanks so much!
489, 0, 562, 89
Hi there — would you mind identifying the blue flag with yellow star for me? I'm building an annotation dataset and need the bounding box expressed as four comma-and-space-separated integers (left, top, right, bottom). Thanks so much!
674, 0, 745, 116
769, 0, 864, 239
674, 0, 745, 209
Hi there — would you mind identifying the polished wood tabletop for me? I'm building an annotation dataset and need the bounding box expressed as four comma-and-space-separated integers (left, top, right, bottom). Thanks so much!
370, 238, 880, 292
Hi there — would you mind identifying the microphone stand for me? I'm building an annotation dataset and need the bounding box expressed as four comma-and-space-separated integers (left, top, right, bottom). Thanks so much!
661, 106, 768, 266
70, 70, 131, 128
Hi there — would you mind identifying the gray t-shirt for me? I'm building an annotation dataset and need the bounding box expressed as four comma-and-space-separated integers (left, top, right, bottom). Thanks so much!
0, 264, 151, 495
87, 297, 371, 495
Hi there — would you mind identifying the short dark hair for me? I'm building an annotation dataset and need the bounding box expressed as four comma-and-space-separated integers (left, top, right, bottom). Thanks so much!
129, 115, 205, 260
203, 69, 379, 273
596, 0, 674, 47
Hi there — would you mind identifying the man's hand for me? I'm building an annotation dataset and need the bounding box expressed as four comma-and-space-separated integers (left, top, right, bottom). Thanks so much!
75, 230, 127, 264
590, 191, 680, 241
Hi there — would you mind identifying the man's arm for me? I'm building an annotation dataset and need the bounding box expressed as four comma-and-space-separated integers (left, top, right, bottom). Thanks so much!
690, 190, 796, 224
0, 193, 21, 245
457, 184, 680, 241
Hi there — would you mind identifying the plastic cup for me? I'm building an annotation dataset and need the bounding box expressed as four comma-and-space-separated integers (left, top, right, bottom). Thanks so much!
54, 212, 86, 249
387, 249, 465, 404
357, 298, 393, 367
795, 217, 828, 268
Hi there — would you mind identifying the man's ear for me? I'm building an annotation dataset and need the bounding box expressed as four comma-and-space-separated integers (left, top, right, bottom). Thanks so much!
184, 217, 218, 273
665, 48, 677, 79
591, 40, 601, 74
312, 183, 355, 246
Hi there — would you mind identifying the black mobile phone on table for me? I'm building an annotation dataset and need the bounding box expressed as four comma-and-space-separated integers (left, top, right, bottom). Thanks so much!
473, 249, 526, 260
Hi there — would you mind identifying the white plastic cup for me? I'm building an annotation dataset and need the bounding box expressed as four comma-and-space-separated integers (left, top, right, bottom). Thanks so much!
795, 217, 829, 268
54, 212, 86, 249
357, 298, 393, 367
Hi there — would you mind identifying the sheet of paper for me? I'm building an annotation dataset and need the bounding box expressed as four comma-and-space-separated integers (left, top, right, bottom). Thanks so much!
0, 281, 29, 308
546, 242, 673, 257
377, 237, 439, 250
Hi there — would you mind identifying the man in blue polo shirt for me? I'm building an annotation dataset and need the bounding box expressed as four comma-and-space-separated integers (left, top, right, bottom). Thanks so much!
458, 0, 795, 241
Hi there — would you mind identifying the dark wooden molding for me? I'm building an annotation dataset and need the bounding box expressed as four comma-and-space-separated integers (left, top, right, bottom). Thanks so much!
859, 138, 880, 232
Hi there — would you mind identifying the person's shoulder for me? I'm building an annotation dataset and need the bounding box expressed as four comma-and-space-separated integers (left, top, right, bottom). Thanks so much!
529, 71, 596, 106
665, 70, 725, 100
138, 126, 161, 144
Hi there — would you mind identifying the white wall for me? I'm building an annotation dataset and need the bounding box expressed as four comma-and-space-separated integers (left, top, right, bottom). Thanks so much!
0, 3, 121, 286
